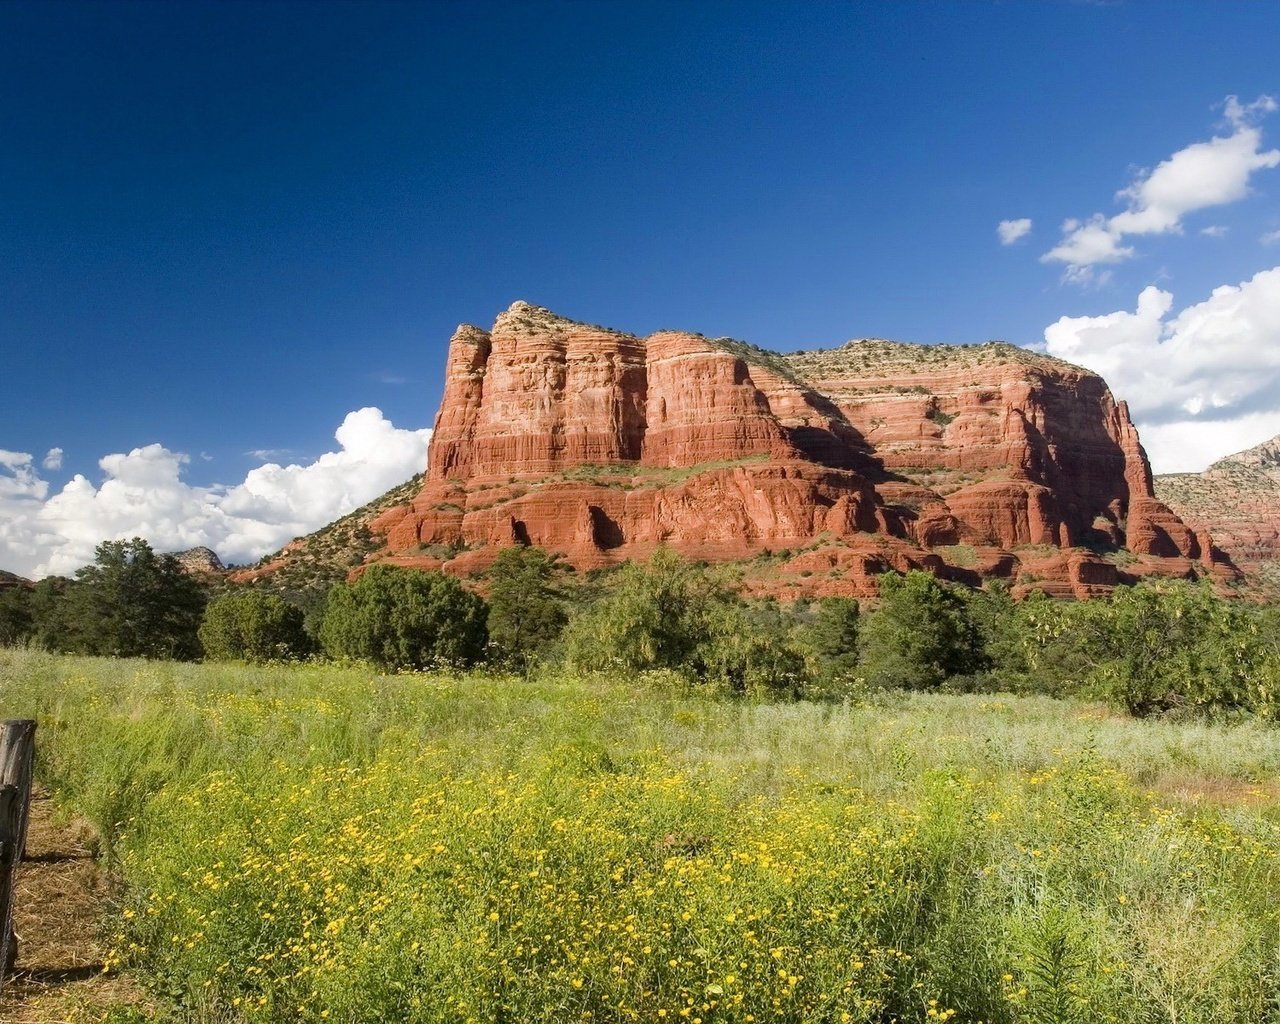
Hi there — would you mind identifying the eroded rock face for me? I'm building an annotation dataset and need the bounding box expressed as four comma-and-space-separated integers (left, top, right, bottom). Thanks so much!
369, 302, 1228, 598
1156, 436, 1280, 577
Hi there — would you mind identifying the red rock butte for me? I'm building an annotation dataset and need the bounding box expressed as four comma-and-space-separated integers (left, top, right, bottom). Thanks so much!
371, 301, 1235, 599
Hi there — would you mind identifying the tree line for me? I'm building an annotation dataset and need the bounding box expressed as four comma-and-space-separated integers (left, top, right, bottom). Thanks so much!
3, 537, 1280, 720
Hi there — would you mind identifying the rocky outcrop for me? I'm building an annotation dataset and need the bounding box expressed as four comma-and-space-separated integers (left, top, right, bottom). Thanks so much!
366, 302, 1229, 598
1156, 435, 1280, 578
170, 547, 226, 576
0, 570, 32, 592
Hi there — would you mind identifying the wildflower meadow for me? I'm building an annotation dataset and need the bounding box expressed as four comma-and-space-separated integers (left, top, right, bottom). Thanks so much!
3, 647, 1279, 1023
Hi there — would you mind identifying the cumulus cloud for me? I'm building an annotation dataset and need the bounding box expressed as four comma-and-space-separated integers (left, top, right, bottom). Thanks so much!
1200, 225, 1229, 238
1043, 95, 1280, 280
997, 218, 1033, 245
1139, 411, 1280, 476
1263, 229, 1280, 245
42, 447, 63, 471
1043, 267, 1280, 472
0, 408, 430, 579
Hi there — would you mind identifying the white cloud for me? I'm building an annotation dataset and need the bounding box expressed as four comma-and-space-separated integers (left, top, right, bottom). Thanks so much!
1200, 225, 1228, 238
0, 408, 430, 579
1263, 229, 1280, 245
1140, 411, 1280, 475
1043, 266, 1280, 472
41, 447, 63, 471
1043, 95, 1280, 280
997, 218, 1033, 245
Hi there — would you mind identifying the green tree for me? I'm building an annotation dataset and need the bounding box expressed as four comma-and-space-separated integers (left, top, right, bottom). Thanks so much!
858, 570, 984, 690
0, 586, 34, 646
27, 577, 72, 651
564, 551, 812, 695
1086, 580, 1262, 717
695, 599, 809, 696
802, 596, 861, 692
485, 546, 568, 669
563, 549, 725, 674
56, 539, 207, 660
319, 564, 488, 671
199, 591, 312, 662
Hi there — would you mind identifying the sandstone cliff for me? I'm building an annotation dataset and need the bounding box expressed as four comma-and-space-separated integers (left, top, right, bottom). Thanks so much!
1156, 435, 1280, 584
367, 302, 1226, 598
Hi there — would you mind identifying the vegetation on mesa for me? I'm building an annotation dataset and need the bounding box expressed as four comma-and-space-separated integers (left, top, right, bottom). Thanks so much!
783, 338, 1078, 384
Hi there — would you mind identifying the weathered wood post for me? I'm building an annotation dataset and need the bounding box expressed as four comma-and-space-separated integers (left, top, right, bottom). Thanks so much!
0, 719, 36, 987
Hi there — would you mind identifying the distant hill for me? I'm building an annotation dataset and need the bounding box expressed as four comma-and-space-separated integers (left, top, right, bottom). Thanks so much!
1156, 435, 1280, 589
0, 569, 32, 591
226, 473, 424, 602
169, 546, 226, 576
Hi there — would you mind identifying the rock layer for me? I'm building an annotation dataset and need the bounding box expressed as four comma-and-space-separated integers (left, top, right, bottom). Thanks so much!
369, 302, 1229, 598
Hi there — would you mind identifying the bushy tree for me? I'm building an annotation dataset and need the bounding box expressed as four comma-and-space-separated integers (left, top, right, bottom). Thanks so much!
485, 546, 568, 669
858, 570, 984, 690
1085, 580, 1264, 717
695, 599, 809, 696
564, 551, 810, 695
26, 577, 72, 651
0, 586, 34, 646
563, 549, 726, 674
55, 539, 207, 660
199, 591, 312, 662
319, 564, 487, 670
801, 596, 861, 692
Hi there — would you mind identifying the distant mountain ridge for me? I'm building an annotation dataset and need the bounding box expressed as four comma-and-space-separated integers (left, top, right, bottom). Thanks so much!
0, 569, 32, 591
1156, 435, 1280, 584
227, 474, 424, 595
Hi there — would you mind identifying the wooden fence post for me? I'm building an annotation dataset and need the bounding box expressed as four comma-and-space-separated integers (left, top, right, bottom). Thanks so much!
0, 719, 36, 987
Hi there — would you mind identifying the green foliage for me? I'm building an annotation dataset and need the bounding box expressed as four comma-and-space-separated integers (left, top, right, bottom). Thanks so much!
485, 546, 568, 669
563, 548, 726, 675
0, 586, 34, 646
42, 539, 207, 660
1011, 906, 1093, 1024
931, 578, 1280, 718
319, 563, 487, 670
695, 599, 809, 696
563, 550, 808, 694
199, 591, 311, 663
1083, 580, 1274, 718
801, 596, 861, 693
858, 571, 984, 690
26, 576, 72, 650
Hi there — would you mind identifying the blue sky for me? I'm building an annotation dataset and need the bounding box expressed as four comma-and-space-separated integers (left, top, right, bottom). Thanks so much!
3, 0, 1280, 576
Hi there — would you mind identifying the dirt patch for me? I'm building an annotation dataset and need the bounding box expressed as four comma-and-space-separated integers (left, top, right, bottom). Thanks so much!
1152, 774, 1280, 808
0, 791, 151, 1023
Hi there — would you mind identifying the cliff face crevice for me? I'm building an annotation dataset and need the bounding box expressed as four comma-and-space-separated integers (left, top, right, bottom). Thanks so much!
368, 302, 1232, 598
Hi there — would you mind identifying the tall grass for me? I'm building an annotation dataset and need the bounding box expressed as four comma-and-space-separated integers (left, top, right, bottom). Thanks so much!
2, 648, 1279, 1023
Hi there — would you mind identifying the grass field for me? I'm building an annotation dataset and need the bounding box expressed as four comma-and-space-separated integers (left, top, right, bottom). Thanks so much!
2, 648, 1280, 1023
